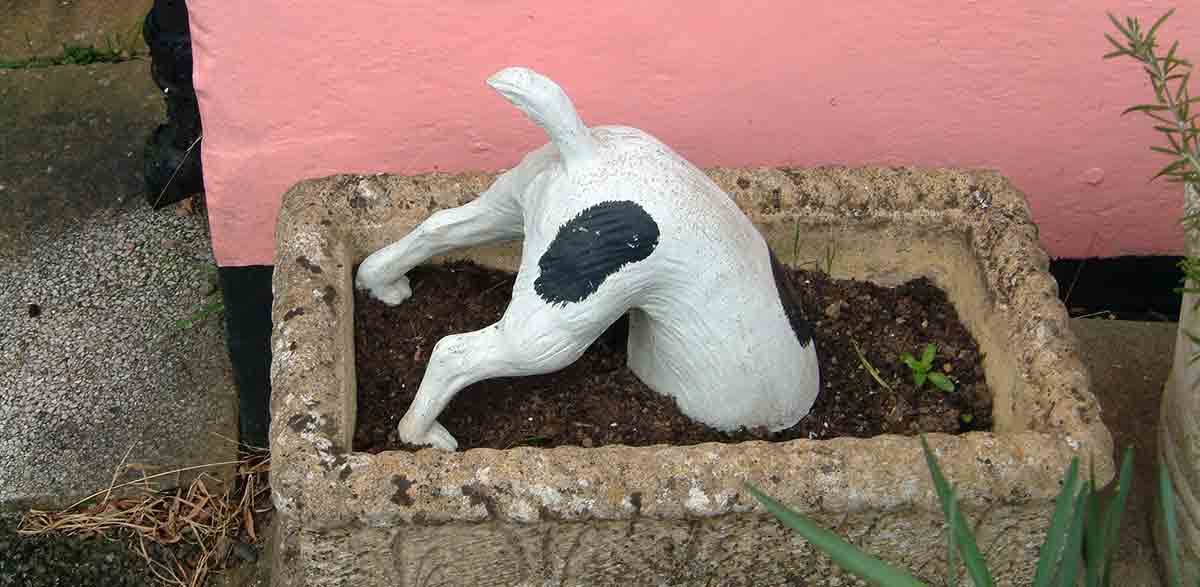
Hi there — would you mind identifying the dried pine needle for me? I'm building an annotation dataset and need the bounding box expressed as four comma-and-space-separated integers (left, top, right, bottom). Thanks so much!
18, 451, 271, 587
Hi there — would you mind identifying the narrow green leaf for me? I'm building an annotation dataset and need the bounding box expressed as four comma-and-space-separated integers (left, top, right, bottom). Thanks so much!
1147, 9, 1176, 43
1123, 103, 1170, 115
1154, 160, 1189, 180
1103, 33, 1129, 56
1176, 72, 1192, 104
920, 436, 994, 587
1032, 458, 1080, 587
1162, 464, 1183, 587
928, 372, 956, 392
1107, 12, 1132, 41
746, 483, 928, 587
1085, 472, 1106, 587
914, 371, 927, 388
1151, 146, 1183, 156
1100, 448, 1135, 587
1057, 488, 1091, 587
947, 486, 960, 587
1145, 112, 1178, 125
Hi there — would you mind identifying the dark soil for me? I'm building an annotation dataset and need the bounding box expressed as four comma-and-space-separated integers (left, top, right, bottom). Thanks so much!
353, 261, 992, 452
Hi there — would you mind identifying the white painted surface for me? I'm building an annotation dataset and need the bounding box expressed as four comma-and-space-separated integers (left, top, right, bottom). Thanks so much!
357, 68, 819, 450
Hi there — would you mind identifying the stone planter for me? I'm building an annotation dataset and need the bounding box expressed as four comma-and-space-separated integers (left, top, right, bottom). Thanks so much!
268, 166, 1113, 586
1158, 183, 1200, 584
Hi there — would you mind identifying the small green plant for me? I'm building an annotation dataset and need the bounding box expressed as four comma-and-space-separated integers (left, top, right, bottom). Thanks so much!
1, 43, 130, 69
1104, 9, 1200, 188
747, 440, 1148, 587
174, 264, 224, 329
900, 343, 955, 392
175, 299, 224, 330
1, 23, 143, 69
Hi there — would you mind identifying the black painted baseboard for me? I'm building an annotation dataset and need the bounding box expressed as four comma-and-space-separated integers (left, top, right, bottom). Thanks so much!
1048, 256, 1184, 321
217, 265, 273, 451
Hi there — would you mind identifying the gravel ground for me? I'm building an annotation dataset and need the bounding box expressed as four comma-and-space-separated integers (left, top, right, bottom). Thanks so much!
0, 198, 240, 585
0, 196, 237, 508
0, 512, 153, 587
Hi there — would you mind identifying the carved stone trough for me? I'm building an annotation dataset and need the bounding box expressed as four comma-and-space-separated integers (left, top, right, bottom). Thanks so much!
268, 166, 1113, 586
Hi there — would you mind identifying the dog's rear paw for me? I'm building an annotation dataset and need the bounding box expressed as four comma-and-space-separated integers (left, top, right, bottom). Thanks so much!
398, 419, 458, 451
359, 274, 412, 306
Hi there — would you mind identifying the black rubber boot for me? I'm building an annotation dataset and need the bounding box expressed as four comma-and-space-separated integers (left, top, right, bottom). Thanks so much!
217, 266, 275, 452
143, 0, 204, 208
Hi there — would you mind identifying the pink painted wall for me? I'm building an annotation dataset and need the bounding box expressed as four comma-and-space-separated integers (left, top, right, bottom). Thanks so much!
187, 1, 1196, 267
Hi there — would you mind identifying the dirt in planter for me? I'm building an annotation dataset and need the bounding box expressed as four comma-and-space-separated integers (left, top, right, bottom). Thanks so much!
353, 260, 992, 453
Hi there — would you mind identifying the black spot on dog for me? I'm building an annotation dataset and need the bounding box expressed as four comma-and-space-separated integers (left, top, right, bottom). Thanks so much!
296, 256, 322, 274
736, 177, 751, 189
768, 249, 814, 347
391, 475, 414, 506
27, 304, 41, 318
535, 200, 660, 305
283, 307, 305, 321
630, 491, 643, 514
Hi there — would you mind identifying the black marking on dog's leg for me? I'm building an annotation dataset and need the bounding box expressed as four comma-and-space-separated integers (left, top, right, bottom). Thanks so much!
768, 248, 814, 347
535, 201, 660, 304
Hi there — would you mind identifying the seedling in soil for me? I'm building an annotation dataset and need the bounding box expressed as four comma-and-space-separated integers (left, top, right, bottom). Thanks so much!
901, 343, 956, 392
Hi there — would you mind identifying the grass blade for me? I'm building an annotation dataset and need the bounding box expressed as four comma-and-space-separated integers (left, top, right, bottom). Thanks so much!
1085, 473, 1105, 587
1032, 458, 1080, 587
947, 486, 960, 587
1162, 464, 1183, 587
1057, 488, 1091, 587
746, 483, 928, 587
1100, 448, 1135, 587
920, 436, 994, 587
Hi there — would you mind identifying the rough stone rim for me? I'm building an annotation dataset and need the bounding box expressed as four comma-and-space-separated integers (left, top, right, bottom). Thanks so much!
268, 166, 1113, 530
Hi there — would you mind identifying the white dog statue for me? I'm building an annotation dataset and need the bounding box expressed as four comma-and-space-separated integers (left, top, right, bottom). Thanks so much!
356, 66, 819, 450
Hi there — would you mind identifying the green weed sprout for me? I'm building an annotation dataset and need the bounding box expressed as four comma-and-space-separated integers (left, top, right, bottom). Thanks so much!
900, 344, 955, 392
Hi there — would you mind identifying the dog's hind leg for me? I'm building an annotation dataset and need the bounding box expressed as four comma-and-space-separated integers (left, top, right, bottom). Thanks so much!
396, 287, 626, 450
355, 174, 524, 305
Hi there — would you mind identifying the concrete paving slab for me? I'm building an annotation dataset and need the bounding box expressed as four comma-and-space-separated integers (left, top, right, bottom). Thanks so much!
1, 0, 151, 61
0, 58, 235, 510
1071, 317, 1177, 587
0, 200, 238, 509
0, 59, 165, 264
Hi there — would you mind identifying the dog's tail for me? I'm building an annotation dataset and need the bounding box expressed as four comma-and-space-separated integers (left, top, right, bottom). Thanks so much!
487, 66, 599, 174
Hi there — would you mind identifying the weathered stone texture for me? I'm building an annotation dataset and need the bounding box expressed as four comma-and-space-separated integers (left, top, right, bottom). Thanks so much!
269, 166, 1114, 586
